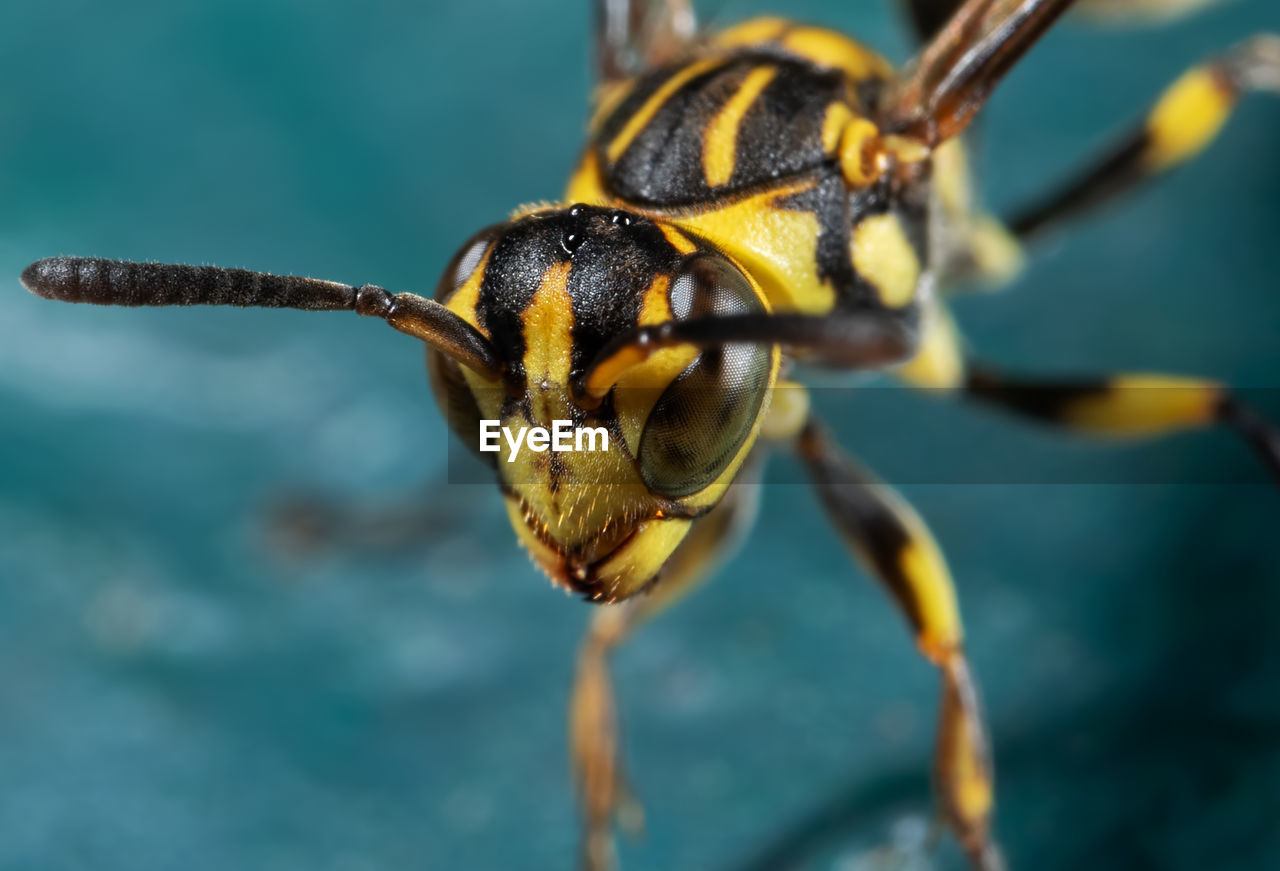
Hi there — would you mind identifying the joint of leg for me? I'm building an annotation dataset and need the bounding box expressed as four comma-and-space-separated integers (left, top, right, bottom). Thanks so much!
919, 636, 963, 669
354, 285, 393, 318
1226, 34, 1280, 93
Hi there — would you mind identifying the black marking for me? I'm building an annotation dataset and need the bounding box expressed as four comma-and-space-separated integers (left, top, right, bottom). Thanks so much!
562, 207, 686, 375
775, 172, 877, 307
1008, 133, 1149, 240
964, 368, 1114, 421
470, 206, 688, 388
729, 60, 847, 190
474, 216, 571, 383
798, 423, 926, 636
605, 60, 747, 205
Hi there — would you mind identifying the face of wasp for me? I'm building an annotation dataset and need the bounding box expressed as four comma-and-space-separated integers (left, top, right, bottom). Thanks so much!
429, 205, 779, 601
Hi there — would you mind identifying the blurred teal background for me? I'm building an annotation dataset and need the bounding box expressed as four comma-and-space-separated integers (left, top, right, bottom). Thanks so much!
2, 1, 1279, 869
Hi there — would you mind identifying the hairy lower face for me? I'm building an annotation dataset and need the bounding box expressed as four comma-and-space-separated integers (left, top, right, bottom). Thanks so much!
503, 493, 692, 602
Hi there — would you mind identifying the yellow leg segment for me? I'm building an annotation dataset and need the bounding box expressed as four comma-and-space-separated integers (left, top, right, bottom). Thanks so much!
1010, 34, 1280, 240
570, 478, 761, 871
965, 367, 1280, 482
796, 420, 1002, 871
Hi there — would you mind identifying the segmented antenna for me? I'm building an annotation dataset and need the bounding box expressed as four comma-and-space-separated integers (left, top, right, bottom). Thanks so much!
20, 255, 506, 382
21, 257, 358, 311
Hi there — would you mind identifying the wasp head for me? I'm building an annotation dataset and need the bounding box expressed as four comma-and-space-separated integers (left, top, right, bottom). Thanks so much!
429, 204, 779, 602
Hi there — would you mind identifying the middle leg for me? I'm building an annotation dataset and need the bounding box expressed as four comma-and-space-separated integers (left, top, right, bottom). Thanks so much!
796, 415, 1003, 871
891, 298, 1280, 483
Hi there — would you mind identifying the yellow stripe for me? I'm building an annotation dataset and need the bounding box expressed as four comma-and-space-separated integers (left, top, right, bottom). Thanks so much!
1144, 67, 1236, 172
932, 139, 972, 217
780, 27, 893, 81
821, 101, 854, 154
899, 537, 962, 654
670, 180, 833, 315
894, 298, 965, 391
1063, 375, 1221, 435
638, 274, 673, 325
565, 150, 608, 205
838, 118, 881, 187
714, 16, 789, 49
657, 223, 697, 255
606, 58, 723, 163
703, 65, 779, 188
520, 262, 575, 386
443, 246, 492, 333
851, 213, 920, 308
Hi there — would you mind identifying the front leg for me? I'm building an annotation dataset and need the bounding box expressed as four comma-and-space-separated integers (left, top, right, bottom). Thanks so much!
796, 418, 1003, 871
569, 478, 761, 871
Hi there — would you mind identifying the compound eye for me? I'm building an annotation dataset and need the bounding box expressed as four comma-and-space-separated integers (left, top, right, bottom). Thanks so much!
435, 225, 501, 301
637, 255, 772, 499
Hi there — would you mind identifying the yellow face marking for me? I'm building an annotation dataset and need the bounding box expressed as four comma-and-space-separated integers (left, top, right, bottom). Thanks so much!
713, 16, 789, 49
779, 26, 893, 80
1063, 375, 1222, 436
821, 101, 854, 154
612, 274, 701, 455
658, 223, 697, 255
606, 58, 724, 163
1144, 66, 1236, 172
520, 261, 575, 387
852, 213, 921, 308
592, 516, 694, 601
703, 64, 779, 188
443, 245, 493, 334
838, 118, 882, 187
638, 273, 673, 325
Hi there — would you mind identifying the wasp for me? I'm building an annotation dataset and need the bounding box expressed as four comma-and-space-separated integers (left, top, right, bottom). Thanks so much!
20, 0, 1280, 868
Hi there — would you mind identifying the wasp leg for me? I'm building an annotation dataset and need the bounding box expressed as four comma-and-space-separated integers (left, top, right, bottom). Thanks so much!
571, 478, 761, 871
1009, 35, 1280, 241
594, 0, 696, 85
964, 365, 1280, 483
893, 296, 968, 390
885, 0, 1078, 145
796, 419, 1002, 871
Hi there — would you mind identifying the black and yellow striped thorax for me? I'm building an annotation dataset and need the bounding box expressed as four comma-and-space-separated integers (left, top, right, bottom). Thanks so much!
567, 17, 935, 319
589, 44, 881, 205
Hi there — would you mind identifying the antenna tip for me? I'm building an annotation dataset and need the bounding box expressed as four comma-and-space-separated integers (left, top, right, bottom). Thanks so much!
21, 257, 73, 299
